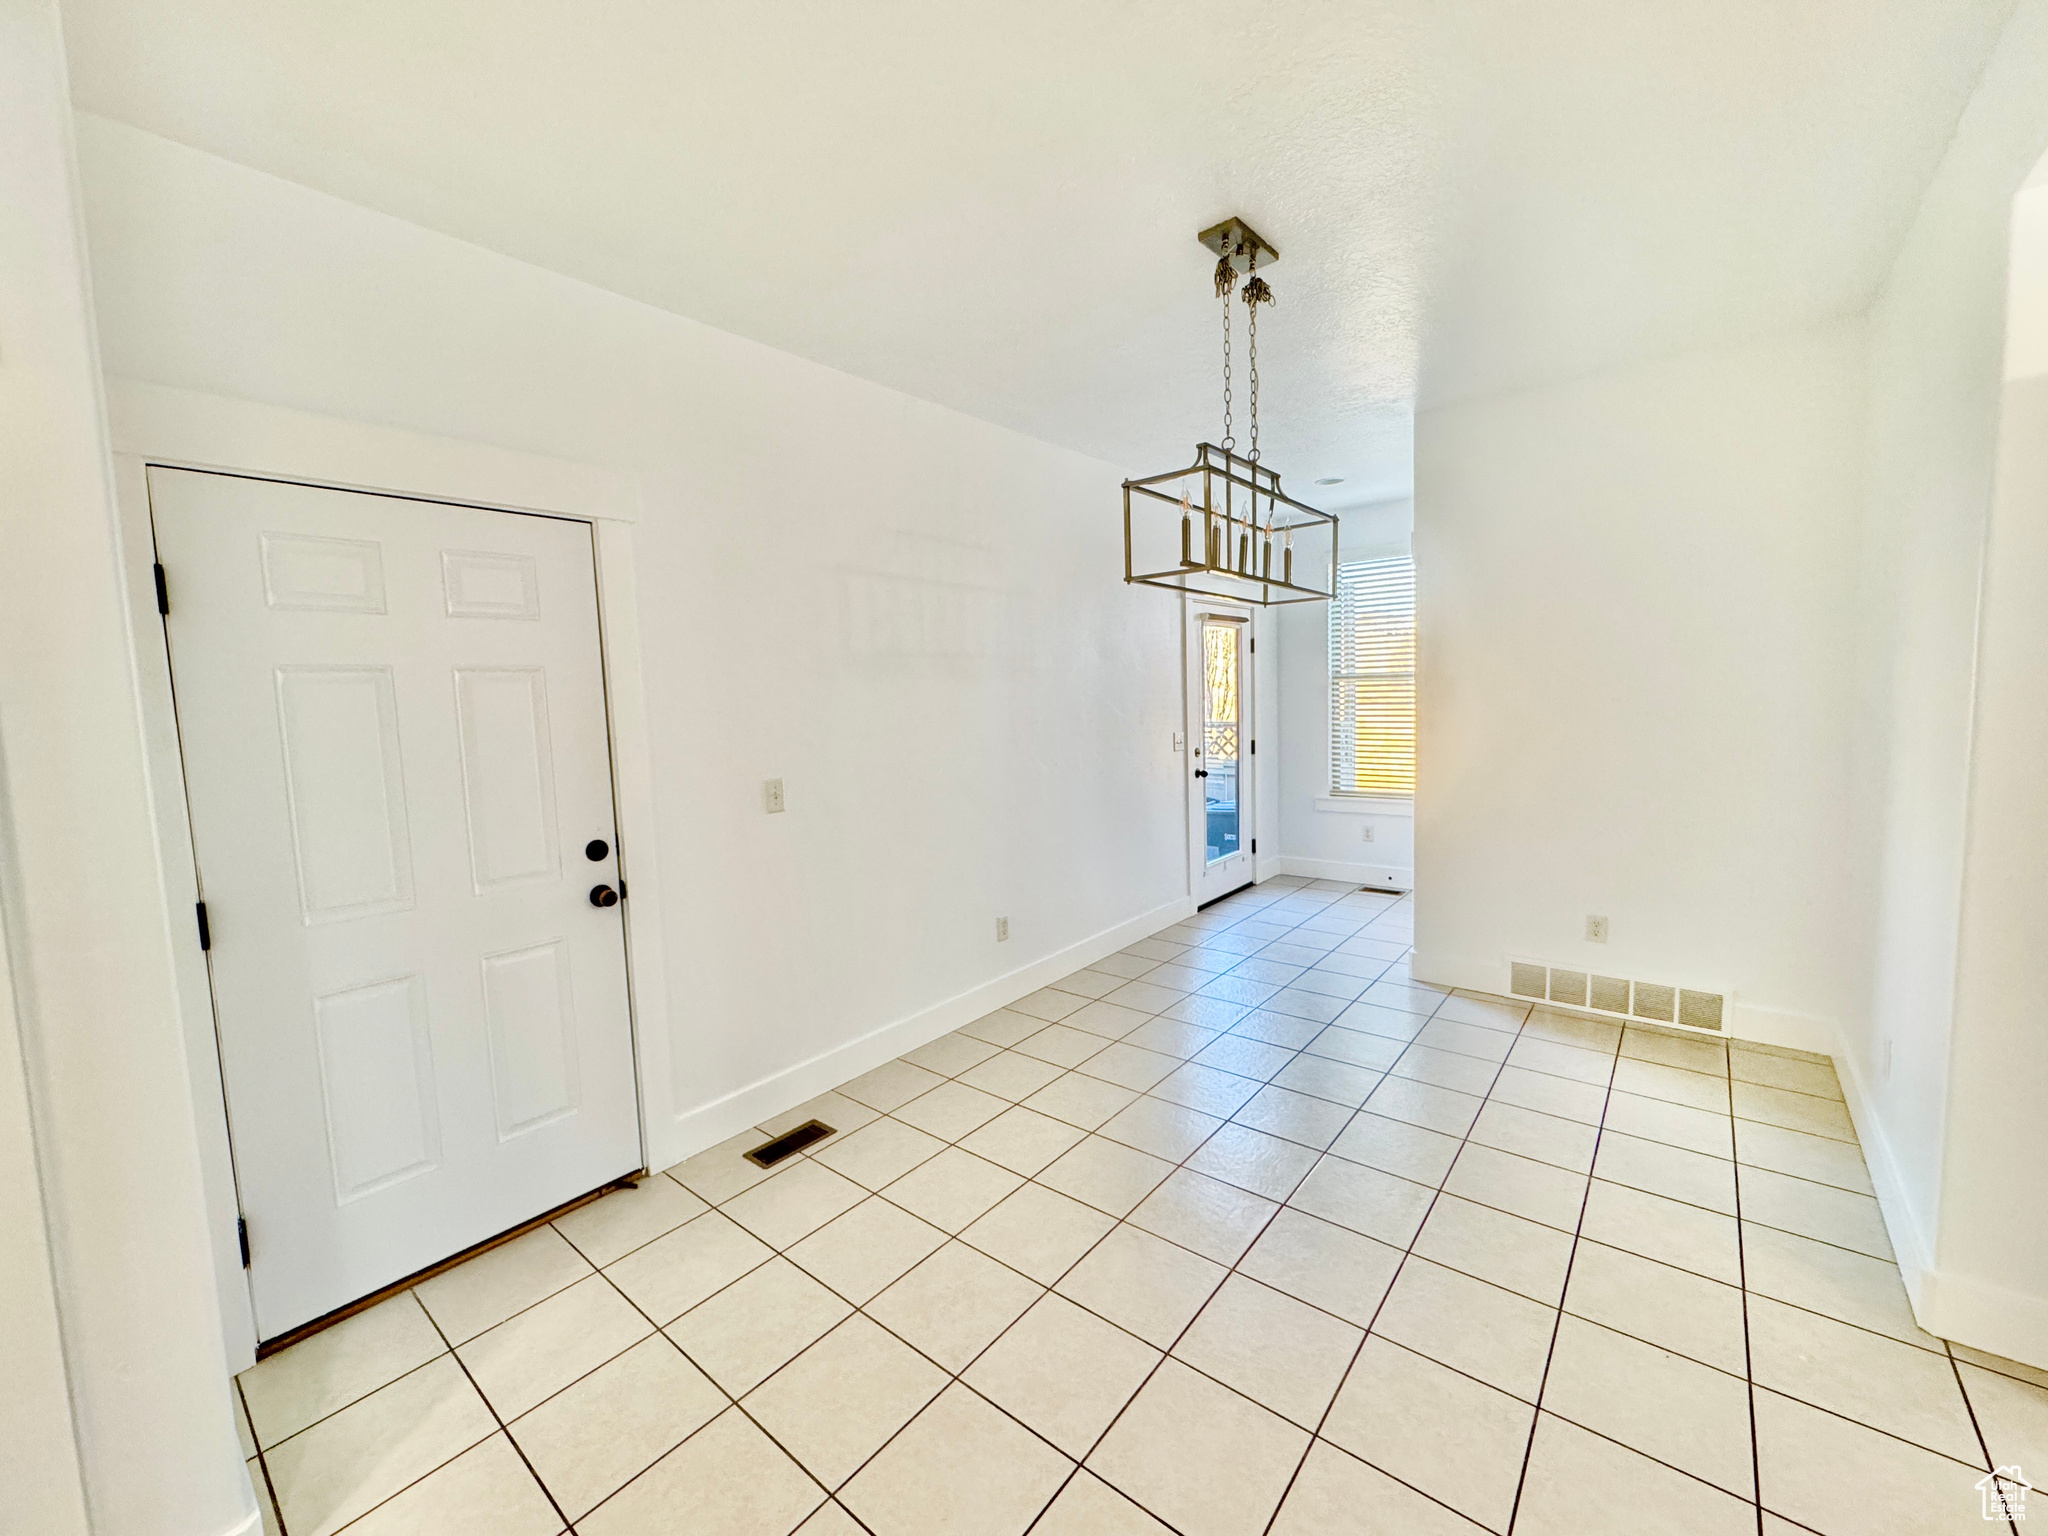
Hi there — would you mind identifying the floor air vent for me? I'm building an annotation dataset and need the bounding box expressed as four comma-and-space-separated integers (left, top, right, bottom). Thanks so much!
745, 1120, 836, 1167
1509, 960, 1724, 1032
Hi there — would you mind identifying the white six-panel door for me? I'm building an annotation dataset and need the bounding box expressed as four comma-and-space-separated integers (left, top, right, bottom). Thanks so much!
150, 468, 641, 1338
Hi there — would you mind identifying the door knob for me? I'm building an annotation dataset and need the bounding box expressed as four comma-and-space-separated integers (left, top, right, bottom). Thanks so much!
1194, 769, 1209, 778
589, 884, 620, 908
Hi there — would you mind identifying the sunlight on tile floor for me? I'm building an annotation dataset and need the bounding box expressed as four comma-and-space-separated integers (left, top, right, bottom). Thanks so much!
233, 878, 2048, 1535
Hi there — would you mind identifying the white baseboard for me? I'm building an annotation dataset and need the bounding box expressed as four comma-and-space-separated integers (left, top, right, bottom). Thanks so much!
1918, 1268, 2048, 1373
1831, 1035, 1938, 1320
1417, 960, 2048, 1370
1271, 855, 1412, 890
649, 893, 1197, 1170
1725, 1002, 1838, 1058
1834, 1033, 2048, 1370
1412, 955, 1839, 1057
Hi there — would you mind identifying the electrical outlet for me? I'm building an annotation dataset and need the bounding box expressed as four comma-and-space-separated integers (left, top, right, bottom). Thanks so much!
1585, 915, 1609, 943
764, 778, 786, 814
995, 917, 1009, 942
1360, 824, 1376, 843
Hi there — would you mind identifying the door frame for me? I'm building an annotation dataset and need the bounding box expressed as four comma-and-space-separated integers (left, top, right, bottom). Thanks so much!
1184, 595, 1258, 903
107, 378, 676, 1369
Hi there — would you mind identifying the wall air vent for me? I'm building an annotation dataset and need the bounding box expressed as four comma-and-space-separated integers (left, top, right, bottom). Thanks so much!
1631, 982, 1677, 1024
1679, 990, 1725, 1032
1506, 959, 1724, 1033
1547, 969, 1589, 1007
1588, 975, 1630, 1014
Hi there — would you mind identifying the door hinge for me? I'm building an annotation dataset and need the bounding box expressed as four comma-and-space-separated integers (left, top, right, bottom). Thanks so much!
1252, 838, 1258, 854
237, 1215, 250, 1268
1251, 739, 1256, 755
195, 901, 211, 951
152, 562, 170, 615
1249, 636, 1255, 654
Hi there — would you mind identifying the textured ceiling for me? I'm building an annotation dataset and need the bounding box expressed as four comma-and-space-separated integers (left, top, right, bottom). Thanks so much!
62, 0, 2017, 503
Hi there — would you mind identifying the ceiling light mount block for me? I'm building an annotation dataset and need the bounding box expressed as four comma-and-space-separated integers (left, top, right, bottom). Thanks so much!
1198, 217, 1280, 273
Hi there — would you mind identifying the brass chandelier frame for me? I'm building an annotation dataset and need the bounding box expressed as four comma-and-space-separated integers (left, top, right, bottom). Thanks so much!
1123, 444, 1337, 605
1122, 217, 1337, 607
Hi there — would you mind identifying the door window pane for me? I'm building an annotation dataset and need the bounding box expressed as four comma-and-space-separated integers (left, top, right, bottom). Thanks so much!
1203, 621, 1241, 864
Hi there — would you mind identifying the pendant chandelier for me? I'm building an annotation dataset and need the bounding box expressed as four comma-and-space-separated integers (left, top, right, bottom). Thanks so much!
1122, 217, 1337, 606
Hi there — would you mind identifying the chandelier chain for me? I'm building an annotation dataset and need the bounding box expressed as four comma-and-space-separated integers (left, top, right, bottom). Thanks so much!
1246, 244, 1260, 467
1119, 218, 1337, 609
1219, 240, 1237, 452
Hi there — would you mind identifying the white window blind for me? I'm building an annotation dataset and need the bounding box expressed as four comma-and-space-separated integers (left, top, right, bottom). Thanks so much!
1330, 555, 1416, 797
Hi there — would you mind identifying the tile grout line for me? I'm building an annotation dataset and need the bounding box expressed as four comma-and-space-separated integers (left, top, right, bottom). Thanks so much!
1944, 1339, 2021, 1533
413, 1287, 579, 1534
937, 891, 1419, 1529
998, 896, 1434, 1532
238, 1377, 292, 1536
267, 1296, 582, 1536
1949, 1349, 2048, 1396
1729, 1025, 1764, 1536
961, 904, 1430, 1531
550, 1219, 870, 1534
1501, 1024, 1624, 1535
244, 1321, 460, 1461
1531, 1092, 1944, 1507
245, 1217, 668, 1472
1256, 987, 1532, 1536
1498, 1032, 1967, 1515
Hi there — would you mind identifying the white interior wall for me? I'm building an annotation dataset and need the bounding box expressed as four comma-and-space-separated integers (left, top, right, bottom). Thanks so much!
1410, 321, 1866, 1054
73, 118, 1195, 1183
1913, 166, 2048, 1367
1940, 286, 2048, 1365
0, 908, 86, 1536
0, 8, 253, 1533
1276, 496, 1417, 888
1842, 0, 2048, 1357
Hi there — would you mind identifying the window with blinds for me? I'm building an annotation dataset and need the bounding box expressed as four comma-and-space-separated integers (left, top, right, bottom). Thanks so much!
1330, 555, 1416, 797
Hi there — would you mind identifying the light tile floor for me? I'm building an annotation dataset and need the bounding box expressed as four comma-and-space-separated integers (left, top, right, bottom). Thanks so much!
235, 878, 2048, 1535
